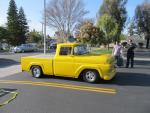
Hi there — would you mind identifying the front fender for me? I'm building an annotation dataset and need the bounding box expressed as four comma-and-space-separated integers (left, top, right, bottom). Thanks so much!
75, 65, 103, 78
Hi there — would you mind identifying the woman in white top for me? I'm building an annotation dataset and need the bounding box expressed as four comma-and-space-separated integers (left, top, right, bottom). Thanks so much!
112, 42, 123, 67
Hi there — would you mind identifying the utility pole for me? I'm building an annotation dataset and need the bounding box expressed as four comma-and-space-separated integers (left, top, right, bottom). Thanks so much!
44, 0, 46, 54
41, 22, 44, 37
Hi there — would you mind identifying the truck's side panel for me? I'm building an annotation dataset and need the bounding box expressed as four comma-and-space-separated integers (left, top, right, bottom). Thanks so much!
53, 45, 76, 77
21, 57, 53, 75
74, 64, 103, 78
53, 56, 75, 77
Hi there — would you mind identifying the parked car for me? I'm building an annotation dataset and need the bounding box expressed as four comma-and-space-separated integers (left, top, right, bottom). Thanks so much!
49, 43, 57, 50
21, 43, 116, 83
13, 44, 37, 53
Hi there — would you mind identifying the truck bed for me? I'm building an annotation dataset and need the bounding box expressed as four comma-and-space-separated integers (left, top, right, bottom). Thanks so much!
28, 54, 55, 58
21, 54, 55, 75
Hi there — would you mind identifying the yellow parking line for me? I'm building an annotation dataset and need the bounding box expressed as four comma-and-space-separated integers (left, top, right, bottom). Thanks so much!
0, 80, 115, 91
0, 89, 18, 108
33, 83, 116, 94
0, 80, 117, 94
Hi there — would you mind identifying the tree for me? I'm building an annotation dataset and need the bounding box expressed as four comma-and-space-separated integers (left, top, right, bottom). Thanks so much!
0, 27, 10, 43
77, 20, 104, 46
134, 1, 150, 48
45, 0, 88, 40
79, 21, 94, 43
26, 30, 42, 43
18, 7, 29, 44
7, 0, 20, 46
75, 18, 94, 33
54, 31, 68, 43
120, 33, 127, 40
128, 18, 135, 36
97, 14, 118, 49
98, 0, 127, 42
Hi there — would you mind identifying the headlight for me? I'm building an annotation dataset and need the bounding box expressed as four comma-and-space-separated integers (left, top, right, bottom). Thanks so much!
106, 59, 110, 64
14, 47, 21, 51
17, 48, 21, 50
109, 66, 114, 72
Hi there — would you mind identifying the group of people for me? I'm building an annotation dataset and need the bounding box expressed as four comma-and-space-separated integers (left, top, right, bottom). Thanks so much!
112, 39, 136, 68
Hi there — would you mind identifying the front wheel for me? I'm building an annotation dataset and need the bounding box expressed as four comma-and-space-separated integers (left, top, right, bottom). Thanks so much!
83, 70, 99, 83
31, 66, 43, 78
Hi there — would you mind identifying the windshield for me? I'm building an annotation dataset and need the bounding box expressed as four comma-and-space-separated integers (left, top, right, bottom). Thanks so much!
74, 45, 90, 55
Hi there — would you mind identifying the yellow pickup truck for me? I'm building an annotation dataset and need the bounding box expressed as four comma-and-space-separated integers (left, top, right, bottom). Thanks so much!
21, 43, 116, 83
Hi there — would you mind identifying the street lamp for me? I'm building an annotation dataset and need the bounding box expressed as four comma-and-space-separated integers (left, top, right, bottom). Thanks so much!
44, 0, 46, 54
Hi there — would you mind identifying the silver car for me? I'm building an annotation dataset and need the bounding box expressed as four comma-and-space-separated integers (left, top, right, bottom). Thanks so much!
13, 44, 37, 53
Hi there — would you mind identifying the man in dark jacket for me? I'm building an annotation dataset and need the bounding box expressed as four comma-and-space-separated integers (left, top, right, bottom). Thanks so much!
126, 39, 136, 68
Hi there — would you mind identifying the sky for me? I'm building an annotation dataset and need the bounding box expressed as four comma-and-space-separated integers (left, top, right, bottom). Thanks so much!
0, 0, 146, 36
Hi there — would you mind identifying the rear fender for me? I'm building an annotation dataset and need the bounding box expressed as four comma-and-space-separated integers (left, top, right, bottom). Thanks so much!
28, 63, 44, 72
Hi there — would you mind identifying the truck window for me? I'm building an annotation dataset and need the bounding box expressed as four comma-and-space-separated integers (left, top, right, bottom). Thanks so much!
59, 47, 72, 55
74, 45, 89, 55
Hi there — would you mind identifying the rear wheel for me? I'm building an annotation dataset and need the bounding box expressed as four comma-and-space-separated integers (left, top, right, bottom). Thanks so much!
83, 70, 99, 83
31, 66, 42, 78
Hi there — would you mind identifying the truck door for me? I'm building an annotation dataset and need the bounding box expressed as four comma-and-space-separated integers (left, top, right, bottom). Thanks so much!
53, 46, 75, 77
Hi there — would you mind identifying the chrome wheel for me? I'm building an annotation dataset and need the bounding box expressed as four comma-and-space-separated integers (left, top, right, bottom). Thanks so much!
31, 66, 42, 78
83, 70, 99, 83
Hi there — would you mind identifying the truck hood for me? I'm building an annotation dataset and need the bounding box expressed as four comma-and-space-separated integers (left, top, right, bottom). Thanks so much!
74, 54, 114, 64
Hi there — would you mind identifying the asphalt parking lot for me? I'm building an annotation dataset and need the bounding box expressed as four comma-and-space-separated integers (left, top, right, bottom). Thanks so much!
0, 52, 150, 113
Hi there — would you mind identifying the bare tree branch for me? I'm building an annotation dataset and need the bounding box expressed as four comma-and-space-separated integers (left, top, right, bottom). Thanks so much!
45, 0, 88, 38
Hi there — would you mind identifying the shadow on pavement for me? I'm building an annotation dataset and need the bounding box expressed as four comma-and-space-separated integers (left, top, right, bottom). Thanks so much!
40, 71, 150, 87
134, 60, 150, 66
0, 58, 19, 68
102, 72, 150, 87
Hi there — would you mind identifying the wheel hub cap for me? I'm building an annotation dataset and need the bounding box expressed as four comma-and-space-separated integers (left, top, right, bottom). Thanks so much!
33, 68, 40, 77
85, 71, 95, 82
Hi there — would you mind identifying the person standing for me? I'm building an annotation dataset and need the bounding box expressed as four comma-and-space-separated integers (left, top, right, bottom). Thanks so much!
112, 42, 123, 67
126, 39, 136, 68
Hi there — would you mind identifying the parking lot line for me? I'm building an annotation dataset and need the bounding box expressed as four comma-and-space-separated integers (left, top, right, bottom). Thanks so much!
0, 80, 117, 94
0, 89, 18, 108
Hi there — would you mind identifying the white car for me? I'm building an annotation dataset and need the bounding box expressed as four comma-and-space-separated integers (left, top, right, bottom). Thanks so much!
13, 44, 37, 53
49, 43, 57, 50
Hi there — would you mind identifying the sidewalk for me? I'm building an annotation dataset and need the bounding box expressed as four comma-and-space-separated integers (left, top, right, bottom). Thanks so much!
122, 56, 150, 61
122, 48, 150, 61
0, 65, 21, 78
123, 47, 150, 52
135, 48, 150, 52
